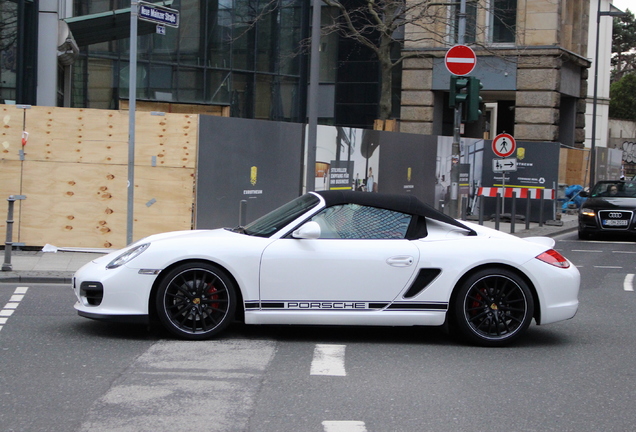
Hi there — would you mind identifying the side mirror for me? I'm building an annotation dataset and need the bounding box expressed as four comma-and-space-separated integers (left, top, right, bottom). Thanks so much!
579, 190, 589, 198
292, 221, 321, 239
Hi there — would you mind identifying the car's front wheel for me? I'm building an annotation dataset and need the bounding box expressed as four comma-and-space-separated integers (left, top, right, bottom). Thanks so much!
453, 268, 534, 347
156, 262, 236, 340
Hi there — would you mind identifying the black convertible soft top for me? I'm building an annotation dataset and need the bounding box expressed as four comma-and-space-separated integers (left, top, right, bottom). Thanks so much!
314, 190, 476, 236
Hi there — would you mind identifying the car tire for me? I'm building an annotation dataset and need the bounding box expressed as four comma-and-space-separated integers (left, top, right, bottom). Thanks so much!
453, 268, 534, 347
578, 230, 593, 240
155, 262, 237, 340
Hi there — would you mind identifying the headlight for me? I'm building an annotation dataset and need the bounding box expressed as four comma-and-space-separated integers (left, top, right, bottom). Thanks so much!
580, 208, 595, 217
106, 243, 150, 269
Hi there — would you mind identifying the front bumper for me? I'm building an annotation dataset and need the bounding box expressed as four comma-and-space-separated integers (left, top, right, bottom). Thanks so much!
72, 259, 159, 320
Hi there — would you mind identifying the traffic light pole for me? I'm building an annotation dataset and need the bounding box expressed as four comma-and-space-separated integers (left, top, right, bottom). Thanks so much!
449, 104, 462, 218
448, 0, 466, 219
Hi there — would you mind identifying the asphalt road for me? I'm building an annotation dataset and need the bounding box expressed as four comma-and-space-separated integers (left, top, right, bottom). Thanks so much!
1, 233, 635, 432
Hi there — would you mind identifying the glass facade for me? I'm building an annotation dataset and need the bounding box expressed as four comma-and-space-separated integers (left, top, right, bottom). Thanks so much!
71, 0, 306, 122
0, 0, 18, 103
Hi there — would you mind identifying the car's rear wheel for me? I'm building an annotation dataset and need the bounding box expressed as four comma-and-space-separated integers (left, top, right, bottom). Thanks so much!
156, 262, 236, 340
453, 268, 534, 347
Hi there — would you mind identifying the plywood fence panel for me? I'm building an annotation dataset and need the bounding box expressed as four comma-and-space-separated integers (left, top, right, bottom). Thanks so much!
18, 161, 128, 248
23, 106, 127, 163
132, 165, 195, 241
559, 148, 588, 186
134, 113, 197, 169
1, 105, 26, 161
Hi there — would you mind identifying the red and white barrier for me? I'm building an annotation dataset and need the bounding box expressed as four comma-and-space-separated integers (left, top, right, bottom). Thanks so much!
477, 187, 555, 200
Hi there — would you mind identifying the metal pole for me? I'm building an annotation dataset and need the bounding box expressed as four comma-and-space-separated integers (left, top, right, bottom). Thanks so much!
449, 0, 467, 218
3, 195, 26, 271
127, 0, 139, 245
510, 191, 516, 234
495, 192, 501, 231
525, 194, 531, 230
449, 104, 461, 217
539, 189, 545, 227
305, 0, 321, 193
589, 0, 601, 190
239, 200, 247, 227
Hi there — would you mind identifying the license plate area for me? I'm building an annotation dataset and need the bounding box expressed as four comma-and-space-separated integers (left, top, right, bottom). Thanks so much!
602, 219, 629, 227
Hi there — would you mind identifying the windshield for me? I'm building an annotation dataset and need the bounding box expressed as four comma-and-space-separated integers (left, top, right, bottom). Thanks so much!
590, 181, 636, 198
243, 193, 320, 237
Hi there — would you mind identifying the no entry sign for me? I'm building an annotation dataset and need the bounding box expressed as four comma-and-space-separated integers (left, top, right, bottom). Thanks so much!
445, 45, 477, 76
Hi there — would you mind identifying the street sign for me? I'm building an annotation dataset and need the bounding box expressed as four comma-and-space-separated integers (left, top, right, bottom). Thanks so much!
445, 45, 477, 76
492, 157, 518, 173
138, 1, 179, 27
492, 133, 516, 158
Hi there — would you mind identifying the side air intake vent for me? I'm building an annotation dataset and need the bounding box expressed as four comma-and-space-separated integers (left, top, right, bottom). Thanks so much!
403, 269, 441, 299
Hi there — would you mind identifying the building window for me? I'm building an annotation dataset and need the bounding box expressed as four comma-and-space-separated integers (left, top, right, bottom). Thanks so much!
490, 0, 516, 43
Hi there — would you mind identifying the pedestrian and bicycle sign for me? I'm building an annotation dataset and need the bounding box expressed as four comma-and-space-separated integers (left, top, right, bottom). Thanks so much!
445, 45, 477, 76
492, 157, 517, 173
492, 133, 516, 158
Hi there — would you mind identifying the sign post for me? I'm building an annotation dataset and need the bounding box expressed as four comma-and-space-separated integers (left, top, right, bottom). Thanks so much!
127, 1, 179, 244
446, 44, 476, 218
491, 133, 517, 214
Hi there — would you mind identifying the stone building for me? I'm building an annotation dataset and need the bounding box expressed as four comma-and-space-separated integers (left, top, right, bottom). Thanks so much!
400, 0, 591, 148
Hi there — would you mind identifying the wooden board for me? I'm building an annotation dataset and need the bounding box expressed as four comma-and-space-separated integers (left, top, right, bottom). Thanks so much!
0, 105, 27, 162
559, 148, 588, 186
17, 161, 194, 248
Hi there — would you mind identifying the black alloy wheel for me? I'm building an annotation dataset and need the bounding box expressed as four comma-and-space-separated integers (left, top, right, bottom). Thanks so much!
156, 262, 236, 340
454, 268, 534, 347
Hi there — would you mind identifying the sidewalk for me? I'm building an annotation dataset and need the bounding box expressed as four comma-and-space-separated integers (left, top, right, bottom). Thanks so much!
0, 214, 578, 284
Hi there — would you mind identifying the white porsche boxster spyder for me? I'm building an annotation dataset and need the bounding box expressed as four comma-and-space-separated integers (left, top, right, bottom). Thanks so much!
73, 190, 579, 346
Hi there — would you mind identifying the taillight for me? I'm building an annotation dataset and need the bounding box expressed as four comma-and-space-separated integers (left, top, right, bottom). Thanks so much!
536, 249, 570, 268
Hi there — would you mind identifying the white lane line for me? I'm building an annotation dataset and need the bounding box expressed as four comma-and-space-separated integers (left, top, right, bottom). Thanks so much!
613, 251, 636, 254
311, 344, 347, 376
572, 250, 603, 253
594, 266, 623, 269
625, 274, 634, 292
323, 421, 367, 432
0, 287, 29, 333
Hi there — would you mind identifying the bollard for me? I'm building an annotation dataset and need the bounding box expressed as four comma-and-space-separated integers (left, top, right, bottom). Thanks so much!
478, 195, 484, 226
511, 191, 517, 234
460, 196, 467, 220
495, 192, 501, 231
2, 195, 27, 271
539, 189, 545, 227
239, 200, 247, 227
526, 194, 531, 230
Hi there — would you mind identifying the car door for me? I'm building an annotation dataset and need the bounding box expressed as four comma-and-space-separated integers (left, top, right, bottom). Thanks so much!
259, 203, 420, 304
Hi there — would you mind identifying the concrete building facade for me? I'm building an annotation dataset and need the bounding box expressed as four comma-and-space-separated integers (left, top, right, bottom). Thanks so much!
400, 0, 592, 148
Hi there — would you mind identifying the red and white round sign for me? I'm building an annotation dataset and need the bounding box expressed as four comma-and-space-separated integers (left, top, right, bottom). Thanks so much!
445, 45, 477, 76
492, 133, 516, 158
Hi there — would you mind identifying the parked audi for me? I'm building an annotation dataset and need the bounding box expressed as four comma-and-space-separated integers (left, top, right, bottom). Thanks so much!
579, 180, 636, 240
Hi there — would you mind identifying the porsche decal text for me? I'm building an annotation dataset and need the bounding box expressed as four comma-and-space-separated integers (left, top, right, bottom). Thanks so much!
287, 302, 366, 309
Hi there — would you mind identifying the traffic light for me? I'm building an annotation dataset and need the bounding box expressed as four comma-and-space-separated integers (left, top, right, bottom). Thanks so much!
449, 75, 469, 108
466, 76, 483, 123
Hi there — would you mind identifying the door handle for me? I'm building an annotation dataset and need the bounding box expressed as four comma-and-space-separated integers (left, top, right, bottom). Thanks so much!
386, 256, 414, 267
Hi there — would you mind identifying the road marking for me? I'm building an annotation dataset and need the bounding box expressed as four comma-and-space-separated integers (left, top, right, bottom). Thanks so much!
625, 274, 634, 292
0, 286, 28, 333
613, 251, 636, 254
311, 344, 346, 376
572, 250, 603, 253
323, 421, 367, 432
594, 266, 623, 269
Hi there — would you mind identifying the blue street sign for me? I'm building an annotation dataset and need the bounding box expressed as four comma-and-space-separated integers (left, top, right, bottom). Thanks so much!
138, 2, 179, 27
